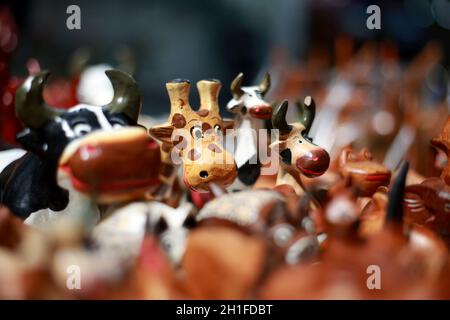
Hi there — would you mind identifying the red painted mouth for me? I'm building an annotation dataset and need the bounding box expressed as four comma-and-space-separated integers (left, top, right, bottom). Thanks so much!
60, 165, 159, 194
249, 106, 272, 119
364, 173, 391, 182
299, 167, 325, 177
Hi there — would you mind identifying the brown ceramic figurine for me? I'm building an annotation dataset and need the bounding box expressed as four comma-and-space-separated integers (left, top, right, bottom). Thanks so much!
271, 97, 330, 197
149, 79, 237, 194
337, 146, 391, 197
404, 117, 450, 245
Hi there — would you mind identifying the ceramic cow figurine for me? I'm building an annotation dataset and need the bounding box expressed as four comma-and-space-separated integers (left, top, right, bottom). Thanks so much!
271, 97, 330, 197
226, 73, 272, 190
149, 79, 237, 193
0, 70, 161, 228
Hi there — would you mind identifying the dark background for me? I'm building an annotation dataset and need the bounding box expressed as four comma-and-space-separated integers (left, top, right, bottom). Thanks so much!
3, 0, 450, 115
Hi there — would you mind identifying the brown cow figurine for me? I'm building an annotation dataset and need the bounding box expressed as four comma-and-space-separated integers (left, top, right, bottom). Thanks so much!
270, 97, 330, 197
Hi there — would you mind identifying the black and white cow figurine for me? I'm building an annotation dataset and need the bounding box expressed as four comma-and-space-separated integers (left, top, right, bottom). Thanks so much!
226, 72, 272, 191
0, 69, 161, 229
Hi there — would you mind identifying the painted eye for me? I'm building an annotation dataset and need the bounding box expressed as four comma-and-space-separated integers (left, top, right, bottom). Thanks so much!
73, 123, 92, 136
214, 124, 221, 134
112, 123, 124, 129
298, 139, 303, 144
190, 126, 203, 140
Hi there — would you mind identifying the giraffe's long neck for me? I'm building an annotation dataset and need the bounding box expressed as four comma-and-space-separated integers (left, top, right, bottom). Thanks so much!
148, 143, 182, 206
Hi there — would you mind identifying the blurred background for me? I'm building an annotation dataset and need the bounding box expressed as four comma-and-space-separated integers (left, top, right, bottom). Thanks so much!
0, 0, 449, 175
3, 0, 450, 114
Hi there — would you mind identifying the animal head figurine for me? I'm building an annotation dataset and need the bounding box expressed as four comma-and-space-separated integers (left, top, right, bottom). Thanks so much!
149, 79, 237, 192
431, 116, 450, 186
338, 146, 391, 197
271, 97, 330, 178
3, 69, 160, 219
226, 72, 272, 119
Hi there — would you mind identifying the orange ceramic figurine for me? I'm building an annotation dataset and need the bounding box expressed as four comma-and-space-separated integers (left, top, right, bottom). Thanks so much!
149, 79, 237, 194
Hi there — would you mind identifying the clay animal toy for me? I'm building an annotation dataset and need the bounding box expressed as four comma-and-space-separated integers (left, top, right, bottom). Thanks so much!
92, 201, 196, 266
149, 79, 237, 195
0, 70, 161, 229
260, 162, 450, 299
226, 72, 272, 190
337, 146, 391, 198
430, 116, 450, 185
270, 97, 330, 197
197, 189, 320, 267
404, 117, 450, 246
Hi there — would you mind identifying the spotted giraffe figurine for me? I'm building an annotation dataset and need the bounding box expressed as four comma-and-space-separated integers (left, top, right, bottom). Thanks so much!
149, 79, 237, 195
271, 97, 330, 197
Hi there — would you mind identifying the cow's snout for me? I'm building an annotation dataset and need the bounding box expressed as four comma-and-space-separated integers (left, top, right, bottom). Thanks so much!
59, 127, 161, 202
296, 148, 330, 178
248, 105, 272, 119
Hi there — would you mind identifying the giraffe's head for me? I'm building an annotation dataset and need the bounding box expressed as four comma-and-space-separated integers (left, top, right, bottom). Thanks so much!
271, 97, 330, 178
150, 79, 237, 192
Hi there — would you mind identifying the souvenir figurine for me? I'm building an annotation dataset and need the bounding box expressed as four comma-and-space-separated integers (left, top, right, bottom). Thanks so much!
226, 72, 272, 190
271, 97, 330, 197
337, 146, 391, 197
197, 189, 320, 266
0, 69, 161, 229
430, 117, 450, 185
403, 118, 450, 245
93, 201, 196, 266
149, 79, 237, 194
259, 162, 450, 299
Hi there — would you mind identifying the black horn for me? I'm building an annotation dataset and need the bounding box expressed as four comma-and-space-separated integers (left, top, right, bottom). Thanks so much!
259, 72, 271, 96
15, 71, 63, 129
272, 100, 292, 135
105, 69, 141, 123
230, 72, 244, 98
386, 161, 409, 223
296, 96, 316, 134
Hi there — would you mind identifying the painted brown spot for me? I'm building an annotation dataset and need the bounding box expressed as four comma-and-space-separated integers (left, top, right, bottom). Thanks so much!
197, 109, 209, 117
161, 143, 172, 152
202, 122, 212, 132
208, 144, 222, 153
174, 135, 187, 151
188, 149, 201, 161
172, 113, 187, 128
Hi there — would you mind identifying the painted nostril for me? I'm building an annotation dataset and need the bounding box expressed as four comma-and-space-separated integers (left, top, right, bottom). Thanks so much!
199, 170, 209, 179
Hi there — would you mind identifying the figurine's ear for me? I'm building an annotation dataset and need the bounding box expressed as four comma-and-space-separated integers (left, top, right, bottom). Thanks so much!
360, 147, 372, 161
149, 123, 174, 144
16, 128, 46, 154
222, 118, 235, 131
338, 146, 352, 166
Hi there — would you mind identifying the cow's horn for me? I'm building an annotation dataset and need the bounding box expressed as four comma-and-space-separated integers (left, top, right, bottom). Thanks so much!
272, 100, 292, 135
230, 72, 244, 98
259, 72, 271, 95
105, 69, 141, 122
15, 71, 63, 129
386, 161, 409, 223
296, 96, 316, 134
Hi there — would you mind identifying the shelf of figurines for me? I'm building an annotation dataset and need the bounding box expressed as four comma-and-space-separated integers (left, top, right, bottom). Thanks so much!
0, 62, 449, 299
